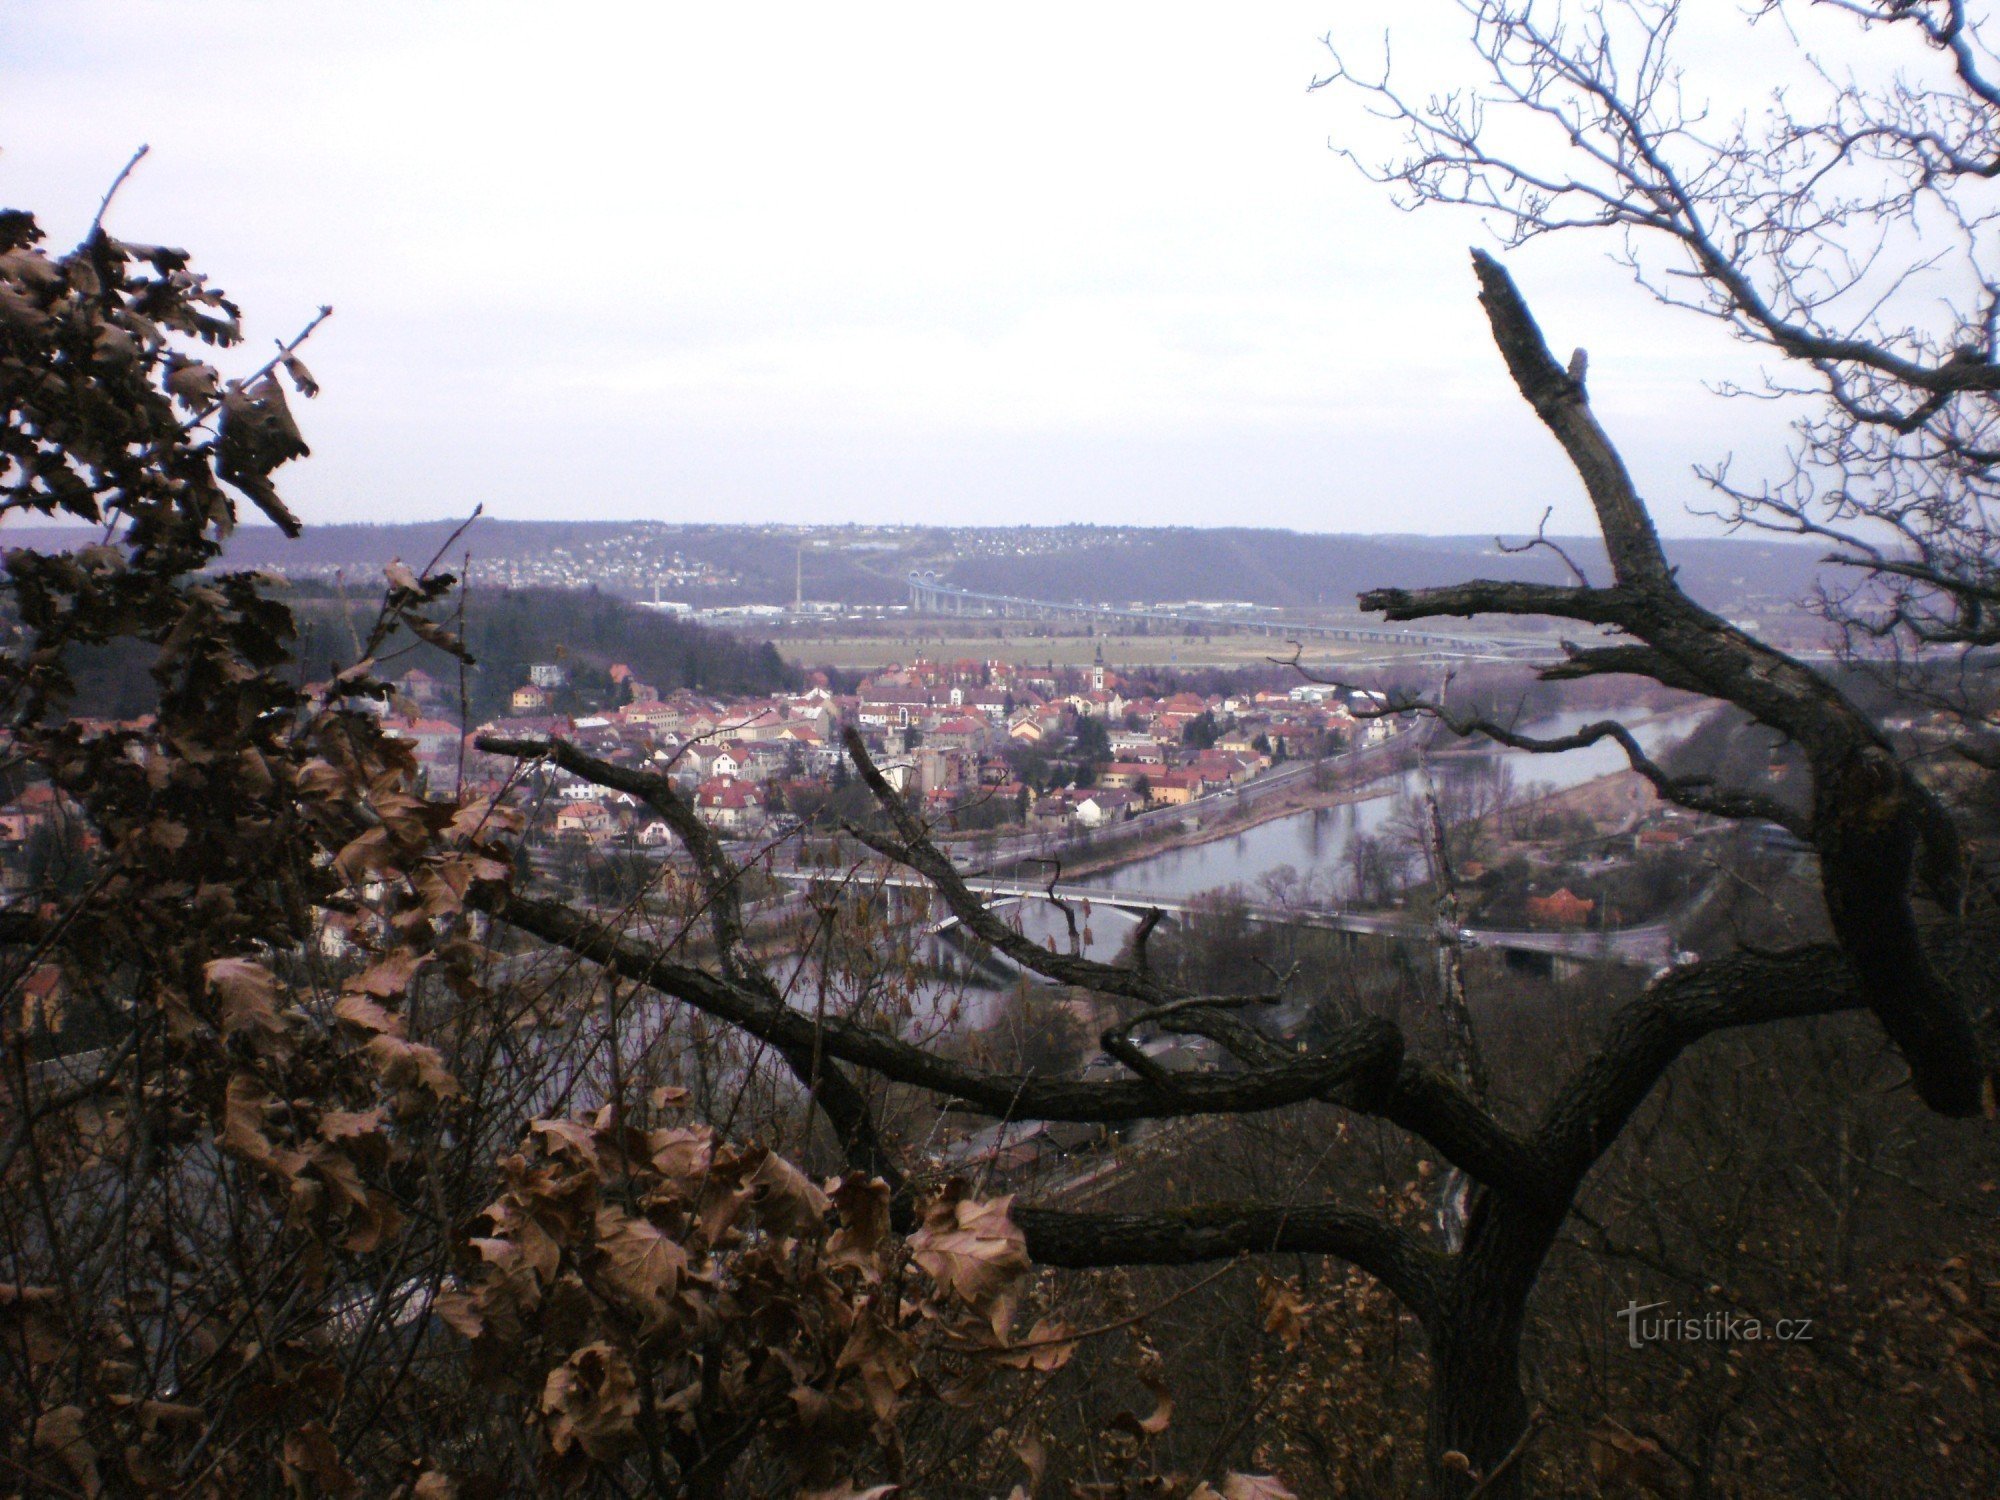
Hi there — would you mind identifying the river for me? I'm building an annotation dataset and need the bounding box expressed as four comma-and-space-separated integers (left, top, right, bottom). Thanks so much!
780, 705, 1713, 1038
1077, 706, 1711, 905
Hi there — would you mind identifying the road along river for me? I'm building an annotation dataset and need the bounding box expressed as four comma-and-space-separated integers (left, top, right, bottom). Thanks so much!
1078, 706, 1711, 904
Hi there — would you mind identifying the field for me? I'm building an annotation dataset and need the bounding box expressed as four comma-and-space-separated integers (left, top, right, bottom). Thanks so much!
770, 624, 1420, 673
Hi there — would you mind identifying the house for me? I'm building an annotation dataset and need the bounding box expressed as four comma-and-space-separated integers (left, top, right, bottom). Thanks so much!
1098, 762, 1159, 792
398, 667, 443, 706
1191, 752, 1257, 788
16, 964, 63, 1034
1067, 690, 1123, 719
1075, 789, 1139, 829
775, 724, 838, 773
693, 777, 766, 835
985, 781, 1028, 814
1269, 726, 1320, 758
620, 699, 681, 727
1008, 713, 1048, 745
683, 744, 741, 781
1525, 888, 1596, 928
720, 704, 784, 740
479, 714, 572, 741
382, 717, 461, 761
510, 683, 549, 713
856, 688, 932, 728
730, 740, 793, 781
927, 715, 987, 752
608, 664, 664, 704
780, 701, 838, 737
1031, 791, 1080, 830
1107, 731, 1164, 762
964, 690, 1011, 718
1148, 770, 1202, 806
554, 801, 617, 843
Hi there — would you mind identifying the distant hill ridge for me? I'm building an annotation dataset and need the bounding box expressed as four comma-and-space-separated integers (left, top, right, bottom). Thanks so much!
1, 521, 1826, 616
937, 529, 1822, 614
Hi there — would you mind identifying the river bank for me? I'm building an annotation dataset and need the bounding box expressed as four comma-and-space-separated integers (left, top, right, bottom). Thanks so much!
1057, 704, 1715, 901
1044, 765, 1409, 882
1040, 712, 1696, 888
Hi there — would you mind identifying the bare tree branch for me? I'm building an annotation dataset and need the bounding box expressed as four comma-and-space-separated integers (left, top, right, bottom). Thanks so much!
469, 884, 1410, 1126
1013, 1203, 1449, 1318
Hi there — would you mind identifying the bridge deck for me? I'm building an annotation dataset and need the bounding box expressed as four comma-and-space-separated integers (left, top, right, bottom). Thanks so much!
781, 870, 1676, 968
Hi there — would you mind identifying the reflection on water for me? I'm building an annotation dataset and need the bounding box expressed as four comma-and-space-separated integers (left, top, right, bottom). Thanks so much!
1083, 708, 1709, 904
1090, 798, 1393, 902
989, 897, 1145, 965
771, 957, 1007, 1036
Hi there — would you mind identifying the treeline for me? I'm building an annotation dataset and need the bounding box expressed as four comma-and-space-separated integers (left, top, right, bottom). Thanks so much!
335, 586, 800, 720
46, 583, 798, 722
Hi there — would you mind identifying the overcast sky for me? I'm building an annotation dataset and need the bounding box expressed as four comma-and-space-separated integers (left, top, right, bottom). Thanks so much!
3, 3, 1829, 536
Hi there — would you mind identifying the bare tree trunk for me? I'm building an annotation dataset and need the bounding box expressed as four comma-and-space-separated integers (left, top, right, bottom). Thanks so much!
1422, 1201, 1551, 1499
1426, 1317, 1530, 1499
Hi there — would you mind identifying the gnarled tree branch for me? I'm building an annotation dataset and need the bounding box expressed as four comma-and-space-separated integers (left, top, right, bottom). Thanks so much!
468, 884, 1409, 1126
1361, 252, 1992, 1117
1014, 1203, 1449, 1320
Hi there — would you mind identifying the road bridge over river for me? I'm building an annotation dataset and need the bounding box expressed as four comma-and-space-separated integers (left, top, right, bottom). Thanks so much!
781, 869, 1681, 971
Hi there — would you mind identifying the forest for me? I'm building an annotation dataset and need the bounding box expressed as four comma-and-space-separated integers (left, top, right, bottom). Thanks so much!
303, 585, 801, 721
31, 582, 799, 723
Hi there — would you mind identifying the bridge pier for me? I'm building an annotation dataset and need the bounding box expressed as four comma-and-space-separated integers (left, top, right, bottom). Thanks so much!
1505, 948, 1556, 978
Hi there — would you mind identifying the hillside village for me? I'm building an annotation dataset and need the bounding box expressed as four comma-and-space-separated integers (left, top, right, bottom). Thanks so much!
0, 645, 1860, 946
438, 655, 1383, 846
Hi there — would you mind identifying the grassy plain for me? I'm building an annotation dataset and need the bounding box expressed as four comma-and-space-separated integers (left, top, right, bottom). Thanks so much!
771, 626, 1412, 673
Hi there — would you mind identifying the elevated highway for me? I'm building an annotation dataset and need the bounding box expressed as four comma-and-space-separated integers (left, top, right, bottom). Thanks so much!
906, 572, 1557, 658
781, 869, 1680, 971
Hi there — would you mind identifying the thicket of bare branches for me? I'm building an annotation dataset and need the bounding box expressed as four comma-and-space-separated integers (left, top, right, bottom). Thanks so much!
0, 194, 1143, 1499
1319, 0, 2000, 722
